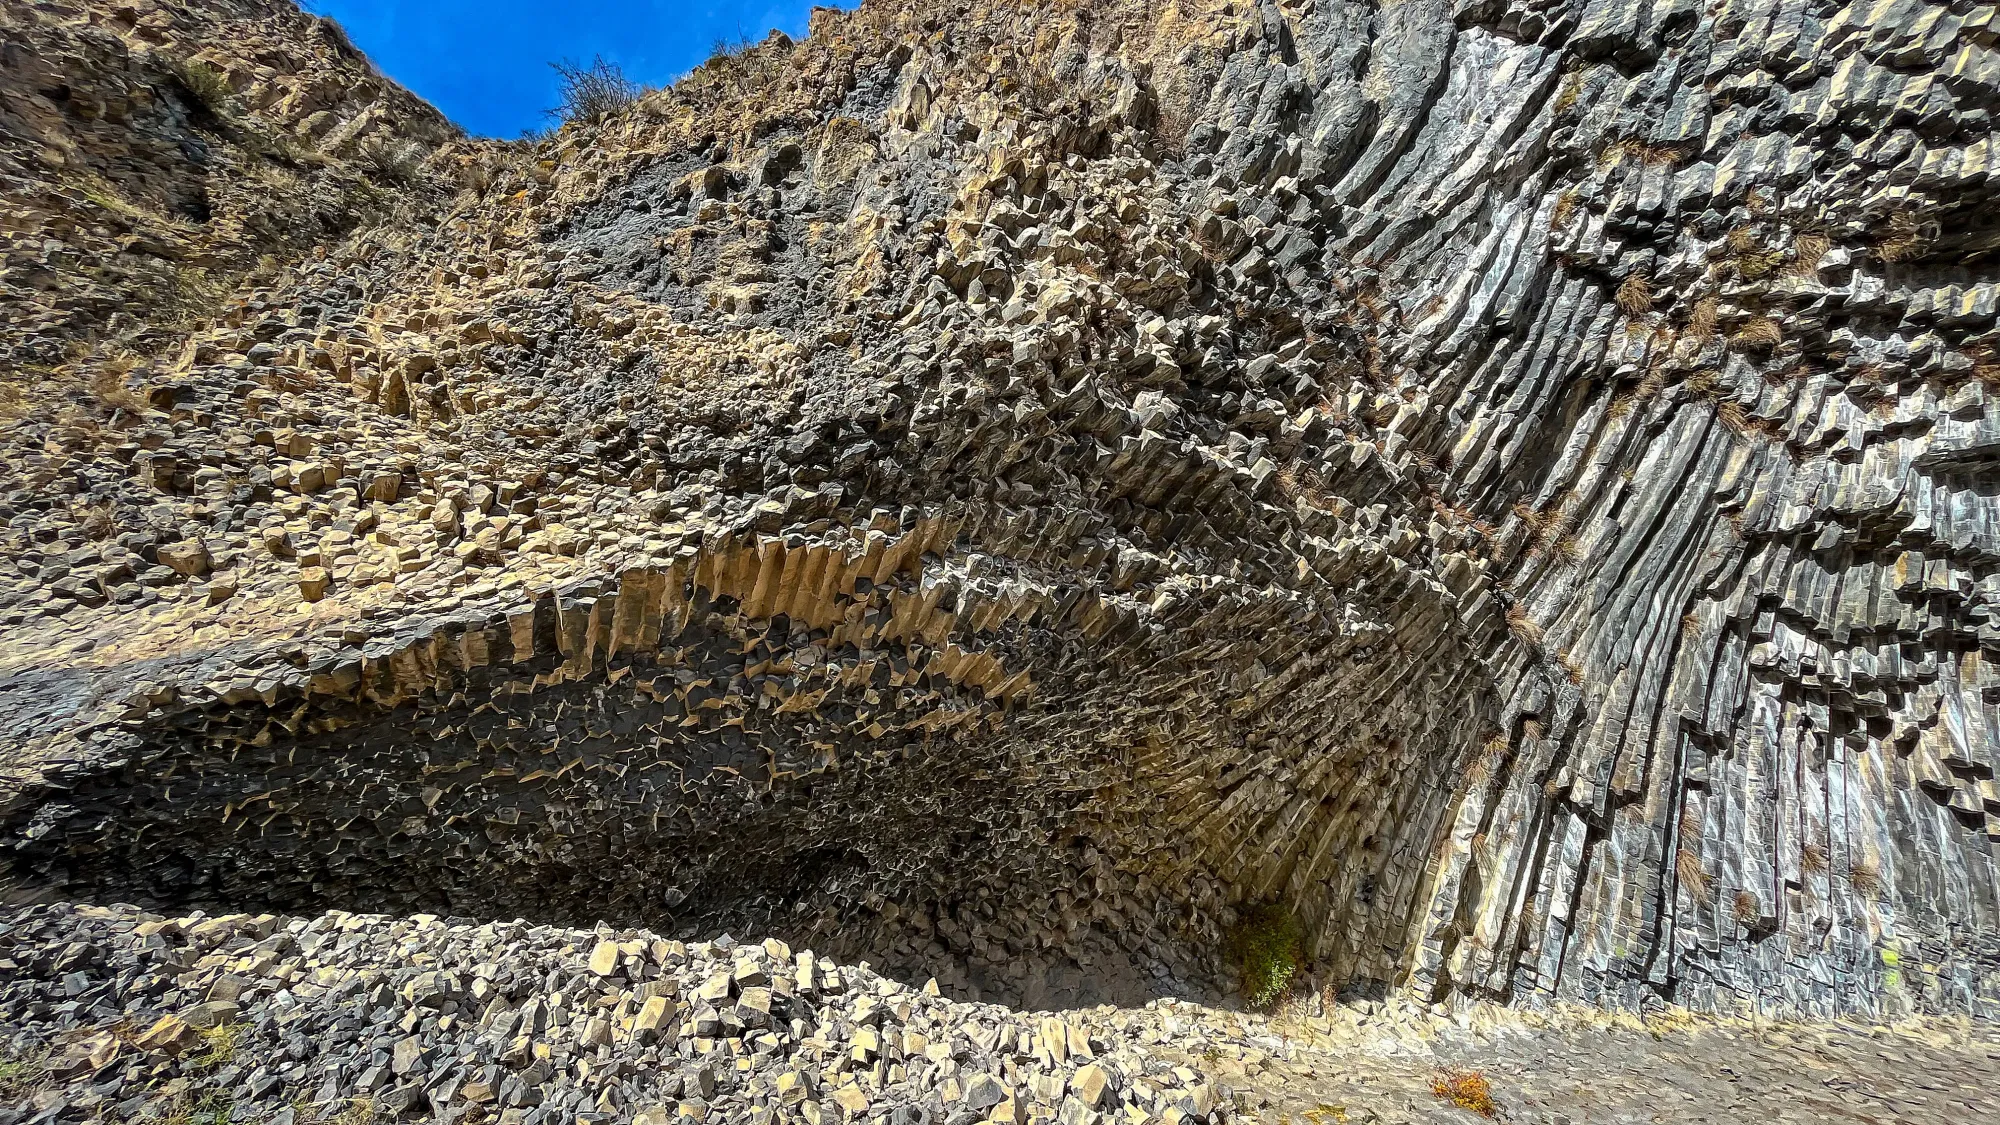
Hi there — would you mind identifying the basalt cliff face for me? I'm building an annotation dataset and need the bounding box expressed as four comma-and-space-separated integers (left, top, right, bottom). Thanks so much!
2, 0, 1998, 1025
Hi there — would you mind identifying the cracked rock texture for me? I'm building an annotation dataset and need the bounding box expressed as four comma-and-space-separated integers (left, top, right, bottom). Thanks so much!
2, 0, 1999, 1028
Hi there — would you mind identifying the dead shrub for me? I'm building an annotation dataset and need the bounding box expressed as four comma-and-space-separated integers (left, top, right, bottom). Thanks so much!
1430, 1069, 1497, 1118
88, 356, 148, 412
357, 137, 425, 186
549, 56, 641, 124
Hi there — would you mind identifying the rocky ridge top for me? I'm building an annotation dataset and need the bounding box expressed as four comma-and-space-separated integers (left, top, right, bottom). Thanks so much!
1, 0, 461, 379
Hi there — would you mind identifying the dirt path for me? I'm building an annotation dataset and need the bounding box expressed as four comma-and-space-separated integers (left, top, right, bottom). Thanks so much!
1129, 1001, 2000, 1124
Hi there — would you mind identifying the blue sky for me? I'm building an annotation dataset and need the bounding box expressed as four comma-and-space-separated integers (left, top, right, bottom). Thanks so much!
306, 1, 856, 138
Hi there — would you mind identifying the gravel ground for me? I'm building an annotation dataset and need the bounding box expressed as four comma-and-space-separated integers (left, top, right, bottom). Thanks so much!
3, 903, 1993, 1125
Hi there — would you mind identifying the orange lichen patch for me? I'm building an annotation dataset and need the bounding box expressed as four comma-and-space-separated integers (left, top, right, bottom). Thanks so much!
1430, 1068, 1497, 1117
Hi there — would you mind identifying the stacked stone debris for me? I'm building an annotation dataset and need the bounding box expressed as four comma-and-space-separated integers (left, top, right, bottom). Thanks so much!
1, 0, 1997, 1028
0, 902, 1224, 1125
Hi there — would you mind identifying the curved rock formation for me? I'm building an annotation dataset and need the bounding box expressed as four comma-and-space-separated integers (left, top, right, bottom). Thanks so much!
2, 0, 1997, 1019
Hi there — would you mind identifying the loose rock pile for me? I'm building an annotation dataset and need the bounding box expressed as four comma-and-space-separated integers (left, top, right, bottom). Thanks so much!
0, 903, 1227, 1125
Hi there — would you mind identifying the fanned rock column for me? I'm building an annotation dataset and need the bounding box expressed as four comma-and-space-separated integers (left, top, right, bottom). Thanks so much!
1, 0, 1996, 1018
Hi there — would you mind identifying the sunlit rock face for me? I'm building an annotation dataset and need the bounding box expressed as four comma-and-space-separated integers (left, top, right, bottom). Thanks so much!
3, 0, 1997, 1017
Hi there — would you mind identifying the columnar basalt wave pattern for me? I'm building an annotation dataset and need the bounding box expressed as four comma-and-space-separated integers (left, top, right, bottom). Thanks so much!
1, 0, 1997, 1023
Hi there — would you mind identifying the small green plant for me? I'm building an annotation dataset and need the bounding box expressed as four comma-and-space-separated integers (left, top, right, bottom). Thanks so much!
156, 1090, 234, 1125
357, 137, 425, 186
0, 1046, 50, 1100
1228, 903, 1303, 1010
548, 56, 640, 124
169, 57, 232, 118
1552, 69, 1584, 114
189, 1023, 242, 1072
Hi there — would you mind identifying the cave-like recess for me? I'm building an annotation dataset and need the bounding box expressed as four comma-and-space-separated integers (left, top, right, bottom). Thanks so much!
14, 510, 1496, 1010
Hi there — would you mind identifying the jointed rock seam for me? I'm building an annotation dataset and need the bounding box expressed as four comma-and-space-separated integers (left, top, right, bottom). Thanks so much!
2, 0, 1998, 1043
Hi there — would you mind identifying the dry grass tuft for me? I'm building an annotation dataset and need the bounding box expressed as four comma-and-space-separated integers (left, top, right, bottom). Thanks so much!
1677, 850, 1711, 905
1506, 604, 1544, 647
1789, 231, 1831, 276
1874, 211, 1927, 263
1687, 295, 1719, 342
1430, 1068, 1498, 1118
1516, 903, 1541, 938
1551, 189, 1581, 231
1615, 273, 1654, 316
1849, 858, 1882, 897
1801, 842, 1829, 877
1275, 462, 1335, 510
79, 501, 119, 541
1730, 316, 1783, 352
1731, 889, 1760, 926
1966, 345, 2000, 389
1559, 652, 1585, 685
1716, 400, 1754, 434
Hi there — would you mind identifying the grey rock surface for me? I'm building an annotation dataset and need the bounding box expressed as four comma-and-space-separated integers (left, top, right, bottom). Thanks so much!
0, 0, 1997, 1041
